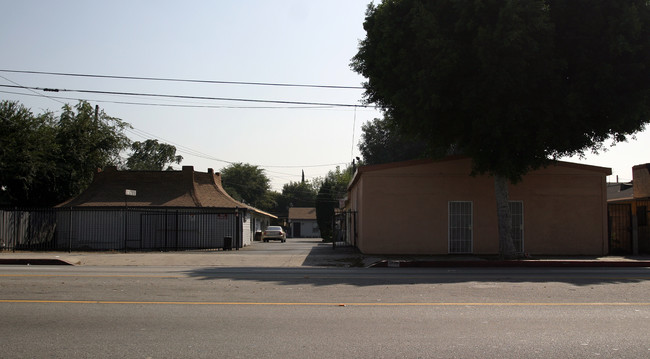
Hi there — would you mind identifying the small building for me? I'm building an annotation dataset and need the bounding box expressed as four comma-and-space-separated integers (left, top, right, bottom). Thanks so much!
607, 164, 650, 254
53, 166, 276, 251
288, 207, 320, 238
344, 156, 611, 256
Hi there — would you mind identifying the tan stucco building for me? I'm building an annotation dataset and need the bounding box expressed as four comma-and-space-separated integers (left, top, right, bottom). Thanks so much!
345, 157, 611, 256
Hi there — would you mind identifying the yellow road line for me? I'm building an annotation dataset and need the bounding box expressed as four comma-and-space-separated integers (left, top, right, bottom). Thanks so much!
2, 299, 650, 306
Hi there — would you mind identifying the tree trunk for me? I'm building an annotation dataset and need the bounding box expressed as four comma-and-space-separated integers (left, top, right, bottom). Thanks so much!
494, 175, 517, 259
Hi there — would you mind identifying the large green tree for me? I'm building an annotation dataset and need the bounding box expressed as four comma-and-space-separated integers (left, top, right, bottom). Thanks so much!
359, 115, 428, 165
126, 139, 183, 170
0, 100, 130, 207
56, 101, 130, 202
352, 0, 650, 257
0, 101, 58, 206
277, 180, 318, 214
220, 163, 271, 208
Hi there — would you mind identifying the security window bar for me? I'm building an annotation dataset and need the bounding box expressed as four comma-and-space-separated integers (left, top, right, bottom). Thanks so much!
509, 201, 524, 253
449, 201, 473, 254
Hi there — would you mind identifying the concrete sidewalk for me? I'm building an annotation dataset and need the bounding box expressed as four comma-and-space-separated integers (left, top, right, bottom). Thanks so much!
0, 250, 332, 267
0, 240, 368, 267
2, 248, 650, 268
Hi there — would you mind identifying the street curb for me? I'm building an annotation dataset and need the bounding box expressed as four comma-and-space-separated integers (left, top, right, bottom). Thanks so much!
370, 260, 650, 268
0, 259, 74, 266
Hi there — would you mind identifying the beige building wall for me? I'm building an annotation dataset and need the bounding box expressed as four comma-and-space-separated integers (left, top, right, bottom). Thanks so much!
633, 164, 650, 199
349, 157, 610, 256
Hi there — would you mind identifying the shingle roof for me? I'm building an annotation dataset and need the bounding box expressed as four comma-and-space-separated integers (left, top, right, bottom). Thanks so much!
288, 207, 317, 220
607, 182, 634, 202
57, 166, 276, 218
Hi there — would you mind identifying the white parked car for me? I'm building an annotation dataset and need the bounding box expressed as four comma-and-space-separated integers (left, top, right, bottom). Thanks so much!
262, 226, 286, 243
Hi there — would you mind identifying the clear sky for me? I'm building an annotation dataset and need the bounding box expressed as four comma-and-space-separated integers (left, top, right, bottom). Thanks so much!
1, 1, 648, 190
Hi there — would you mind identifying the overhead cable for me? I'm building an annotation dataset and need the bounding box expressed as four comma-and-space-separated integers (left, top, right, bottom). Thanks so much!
0, 84, 367, 108
0, 69, 364, 90
0, 90, 338, 109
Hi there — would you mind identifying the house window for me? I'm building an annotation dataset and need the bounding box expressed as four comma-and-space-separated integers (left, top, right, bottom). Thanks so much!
449, 201, 473, 254
509, 201, 524, 253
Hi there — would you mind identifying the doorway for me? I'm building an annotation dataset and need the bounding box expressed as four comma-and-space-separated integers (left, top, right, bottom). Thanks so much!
292, 222, 301, 238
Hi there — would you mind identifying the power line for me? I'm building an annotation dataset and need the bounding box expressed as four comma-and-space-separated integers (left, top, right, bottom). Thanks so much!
0, 89, 341, 109
0, 84, 368, 108
0, 88, 353, 170
1, 78, 357, 189
127, 126, 348, 170
125, 129, 323, 191
0, 75, 65, 105
0, 69, 365, 90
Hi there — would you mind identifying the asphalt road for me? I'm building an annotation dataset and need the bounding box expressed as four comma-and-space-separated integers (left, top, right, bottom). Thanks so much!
1, 265, 650, 358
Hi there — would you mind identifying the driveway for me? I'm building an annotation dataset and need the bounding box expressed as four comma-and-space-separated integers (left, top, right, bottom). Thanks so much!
238, 237, 365, 267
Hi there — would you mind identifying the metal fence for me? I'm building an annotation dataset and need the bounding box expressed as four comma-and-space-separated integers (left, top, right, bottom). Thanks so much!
0, 207, 242, 252
333, 210, 357, 249
608, 204, 633, 255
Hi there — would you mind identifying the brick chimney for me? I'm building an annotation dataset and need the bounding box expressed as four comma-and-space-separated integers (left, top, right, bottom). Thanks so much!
632, 164, 650, 198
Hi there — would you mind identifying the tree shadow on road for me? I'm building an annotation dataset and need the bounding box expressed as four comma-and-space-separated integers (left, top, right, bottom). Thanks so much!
181, 265, 650, 287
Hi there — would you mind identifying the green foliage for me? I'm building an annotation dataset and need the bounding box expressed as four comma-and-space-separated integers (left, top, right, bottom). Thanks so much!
359, 116, 428, 165
55, 101, 131, 200
353, 0, 650, 258
274, 180, 318, 216
220, 163, 271, 208
259, 190, 282, 218
282, 181, 317, 207
318, 165, 355, 201
0, 100, 130, 207
313, 165, 355, 241
0, 101, 57, 206
315, 179, 336, 241
352, 0, 650, 182
126, 139, 183, 170
255, 190, 280, 214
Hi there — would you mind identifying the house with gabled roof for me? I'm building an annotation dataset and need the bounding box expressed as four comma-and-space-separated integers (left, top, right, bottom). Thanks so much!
288, 207, 320, 238
54, 166, 275, 250
344, 156, 612, 256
